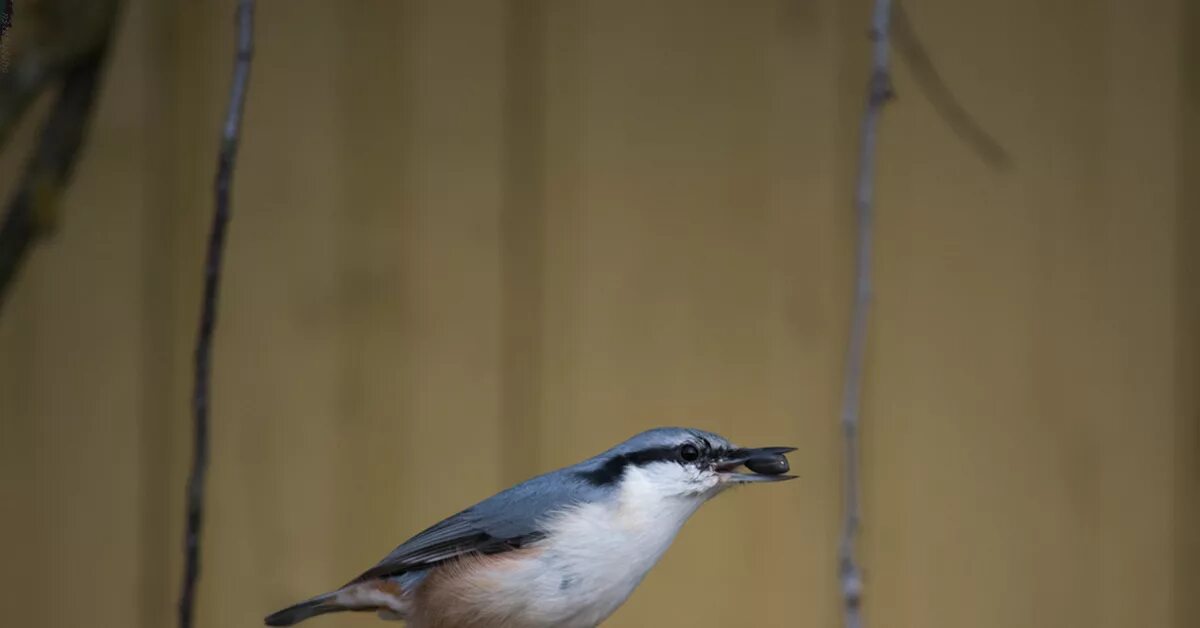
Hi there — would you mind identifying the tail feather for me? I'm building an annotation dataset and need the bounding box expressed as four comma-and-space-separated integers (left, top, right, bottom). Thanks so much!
264, 593, 345, 626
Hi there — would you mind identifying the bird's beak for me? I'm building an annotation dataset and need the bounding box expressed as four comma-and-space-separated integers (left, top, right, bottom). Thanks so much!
716, 447, 797, 483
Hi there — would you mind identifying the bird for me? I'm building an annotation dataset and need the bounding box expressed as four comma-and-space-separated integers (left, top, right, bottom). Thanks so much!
264, 427, 795, 628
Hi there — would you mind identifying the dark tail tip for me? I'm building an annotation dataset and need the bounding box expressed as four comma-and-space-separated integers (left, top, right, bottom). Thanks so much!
264, 597, 343, 626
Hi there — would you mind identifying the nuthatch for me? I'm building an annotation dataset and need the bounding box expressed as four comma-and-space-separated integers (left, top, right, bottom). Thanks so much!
265, 427, 795, 627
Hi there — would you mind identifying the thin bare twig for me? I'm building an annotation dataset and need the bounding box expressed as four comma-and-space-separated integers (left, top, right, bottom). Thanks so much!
178, 2, 254, 628
839, 2, 895, 628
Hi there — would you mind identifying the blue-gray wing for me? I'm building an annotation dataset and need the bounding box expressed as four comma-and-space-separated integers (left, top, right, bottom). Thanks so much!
346, 467, 607, 584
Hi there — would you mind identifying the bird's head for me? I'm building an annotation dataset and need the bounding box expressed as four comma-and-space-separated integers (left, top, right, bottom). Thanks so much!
577, 427, 796, 501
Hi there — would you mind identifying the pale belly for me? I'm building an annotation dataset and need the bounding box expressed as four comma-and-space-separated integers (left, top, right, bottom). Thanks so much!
410, 498, 701, 628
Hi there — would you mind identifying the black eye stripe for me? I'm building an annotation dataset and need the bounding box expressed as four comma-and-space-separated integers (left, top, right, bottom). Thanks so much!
627, 446, 688, 466
576, 444, 708, 486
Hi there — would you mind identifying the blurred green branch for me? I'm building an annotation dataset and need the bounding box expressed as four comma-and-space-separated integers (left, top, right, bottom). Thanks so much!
892, 2, 1011, 169
0, 0, 120, 312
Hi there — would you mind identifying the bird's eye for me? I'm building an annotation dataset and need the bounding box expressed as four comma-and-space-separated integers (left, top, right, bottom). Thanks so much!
679, 444, 700, 462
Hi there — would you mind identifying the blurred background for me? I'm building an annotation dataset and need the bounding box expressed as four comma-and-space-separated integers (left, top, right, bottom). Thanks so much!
0, 1, 1196, 627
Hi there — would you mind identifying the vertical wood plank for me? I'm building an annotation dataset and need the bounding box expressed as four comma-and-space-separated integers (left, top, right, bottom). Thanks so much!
373, 0, 509, 559
867, 1, 1186, 627
499, 0, 548, 485
760, 0, 846, 623
244, 4, 512, 628
1088, 2, 1181, 626
1174, 0, 1200, 622
537, 1, 818, 624
135, 0, 182, 623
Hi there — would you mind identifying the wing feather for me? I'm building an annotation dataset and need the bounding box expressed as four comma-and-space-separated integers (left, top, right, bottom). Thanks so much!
345, 468, 603, 584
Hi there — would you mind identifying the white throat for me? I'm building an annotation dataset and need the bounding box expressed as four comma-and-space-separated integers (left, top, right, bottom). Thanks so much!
554, 465, 713, 621
485, 464, 717, 627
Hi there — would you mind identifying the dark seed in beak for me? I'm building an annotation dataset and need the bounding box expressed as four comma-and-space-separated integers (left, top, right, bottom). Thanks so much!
745, 453, 790, 476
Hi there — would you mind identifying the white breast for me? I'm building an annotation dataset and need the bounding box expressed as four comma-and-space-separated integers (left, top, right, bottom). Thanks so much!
433, 465, 710, 628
